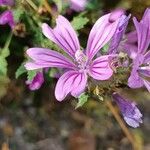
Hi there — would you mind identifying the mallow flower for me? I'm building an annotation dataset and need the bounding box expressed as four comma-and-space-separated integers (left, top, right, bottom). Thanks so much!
25, 13, 122, 101
128, 8, 150, 91
0, 10, 15, 29
26, 72, 44, 91
69, 0, 87, 12
112, 93, 143, 128
0, 0, 14, 6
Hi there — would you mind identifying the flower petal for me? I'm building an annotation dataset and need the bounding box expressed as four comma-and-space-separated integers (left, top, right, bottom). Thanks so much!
0, 0, 14, 6
25, 48, 76, 70
143, 79, 150, 93
124, 117, 141, 128
133, 17, 150, 54
126, 31, 137, 44
143, 50, 150, 63
0, 10, 15, 29
142, 8, 150, 28
108, 14, 130, 54
88, 55, 113, 80
86, 13, 120, 60
26, 72, 44, 90
123, 43, 138, 59
42, 15, 80, 58
55, 71, 87, 101
128, 56, 144, 88
128, 69, 144, 88
138, 66, 150, 77
70, 0, 87, 12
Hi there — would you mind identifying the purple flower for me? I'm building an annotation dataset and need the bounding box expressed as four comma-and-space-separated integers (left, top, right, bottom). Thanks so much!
122, 31, 138, 59
26, 72, 44, 91
69, 0, 87, 12
128, 8, 150, 91
25, 14, 121, 101
0, 10, 15, 29
0, 0, 14, 6
108, 9, 130, 54
112, 93, 143, 128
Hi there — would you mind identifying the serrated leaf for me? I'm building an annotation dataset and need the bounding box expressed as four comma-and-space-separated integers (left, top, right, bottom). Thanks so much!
71, 15, 89, 31
76, 93, 89, 109
27, 70, 37, 81
15, 63, 27, 79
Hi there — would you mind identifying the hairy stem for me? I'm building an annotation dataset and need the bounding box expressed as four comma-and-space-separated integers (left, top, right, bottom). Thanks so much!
105, 100, 136, 149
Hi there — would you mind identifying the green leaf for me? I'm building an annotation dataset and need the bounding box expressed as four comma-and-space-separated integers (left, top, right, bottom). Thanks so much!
76, 93, 89, 109
15, 63, 27, 79
0, 56, 7, 75
49, 68, 58, 78
0, 33, 12, 76
1, 48, 10, 58
71, 15, 89, 31
0, 48, 10, 76
13, 7, 24, 22
27, 70, 37, 81
101, 44, 109, 54
52, 0, 63, 12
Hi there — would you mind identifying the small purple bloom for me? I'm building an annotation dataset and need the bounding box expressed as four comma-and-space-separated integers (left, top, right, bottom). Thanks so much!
0, 10, 15, 29
105, 9, 130, 69
112, 93, 143, 128
128, 8, 150, 91
69, 0, 87, 12
108, 9, 130, 54
108, 15, 130, 54
26, 72, 44, 91
25, 14, 121, 101
0, 0, 14, 6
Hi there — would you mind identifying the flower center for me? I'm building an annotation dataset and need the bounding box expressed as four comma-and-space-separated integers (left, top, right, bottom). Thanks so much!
75, 50, 87, 70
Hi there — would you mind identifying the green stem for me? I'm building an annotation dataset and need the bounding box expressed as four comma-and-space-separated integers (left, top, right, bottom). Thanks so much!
0, 32, 13, 57
3, 32, 13, 50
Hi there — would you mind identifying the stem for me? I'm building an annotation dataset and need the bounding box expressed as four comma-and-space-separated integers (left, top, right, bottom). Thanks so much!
105, 100, 136, 149
25, 0, 38, 11
4, 32, 13, 49
1, 32, 13, 55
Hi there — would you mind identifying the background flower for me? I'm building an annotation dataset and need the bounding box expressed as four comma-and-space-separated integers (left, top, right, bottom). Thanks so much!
0, 0, 14, 6
0, 10, 15, 29
69, 0, 87, 12
26, 72, 44, 90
